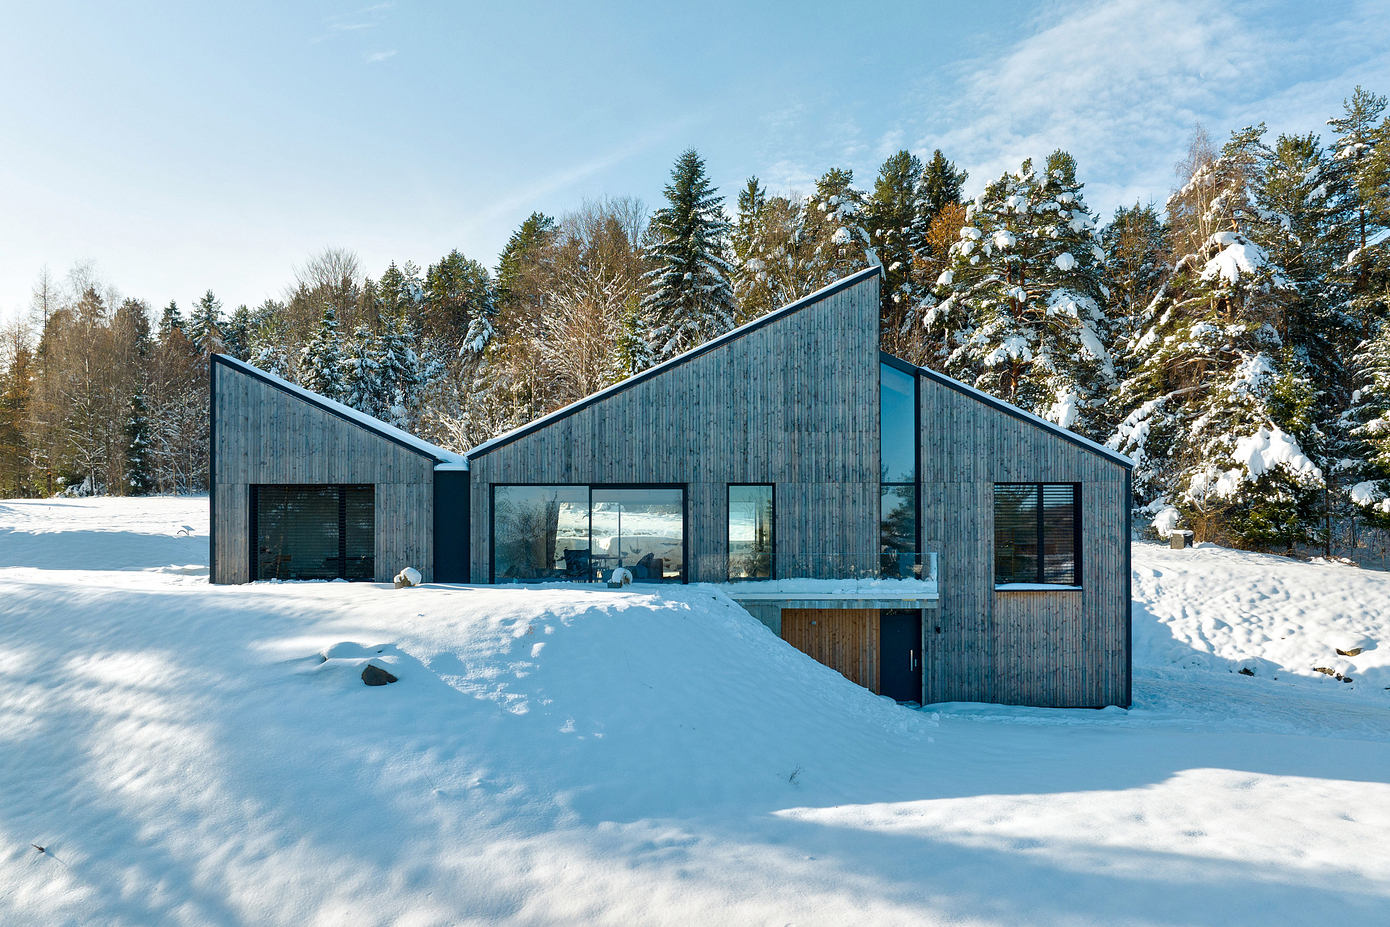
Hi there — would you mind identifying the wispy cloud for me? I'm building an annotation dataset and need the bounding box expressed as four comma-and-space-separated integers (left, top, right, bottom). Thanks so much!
311, 2, 395, 44
366, 49, 397, 63
911, 0, 1390, 214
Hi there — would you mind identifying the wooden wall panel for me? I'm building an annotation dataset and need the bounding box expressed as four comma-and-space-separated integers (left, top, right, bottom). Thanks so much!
919, 373, 1131, 708
782, 608, 880, 693
466, 273, 882, 584
211, 360, 437, 584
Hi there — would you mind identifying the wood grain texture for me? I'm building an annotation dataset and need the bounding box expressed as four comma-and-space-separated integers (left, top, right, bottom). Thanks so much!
465, 274, 882, 583
210, 360, 436, 584
781, 608, 880, 693
918, 374, 1131, 707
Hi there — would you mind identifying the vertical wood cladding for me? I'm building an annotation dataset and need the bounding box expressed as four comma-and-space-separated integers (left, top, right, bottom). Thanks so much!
781, 608, 880, 692
918, 373, 1131, 707
465, 271, 883, 584
210, 359, 436, 584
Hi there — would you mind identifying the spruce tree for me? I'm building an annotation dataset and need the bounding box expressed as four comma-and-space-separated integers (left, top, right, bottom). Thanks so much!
918, 149, 969, 226
609, 296, 657, 378
425, 250, 495, 353
187, 290, 224, 355
299, 307, 349, 401
222, 304, 252, 360
495, 213, 559, 313
344, 324, 385, 418
157, 300, 184, 343
804, 167, 870, 289
377, 315, 425, 427
732, 177, 786, 322
0, 341, 34, 496
1345, 319, 1390, 526
926, 152, 1114, 437
642, 149, 736, 360
124, 386, 154, 495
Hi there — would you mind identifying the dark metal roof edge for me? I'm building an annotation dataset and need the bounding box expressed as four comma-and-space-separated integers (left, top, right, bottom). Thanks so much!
209, 354, 452, 463
466, 266, 883, 460
887, 352, 1134, 470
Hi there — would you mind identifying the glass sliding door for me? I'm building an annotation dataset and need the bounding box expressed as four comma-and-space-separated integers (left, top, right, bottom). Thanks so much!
592, 488, 684, 582
492, 485, 685, 583
728, 484, 774, 580
493, 485, 590, 581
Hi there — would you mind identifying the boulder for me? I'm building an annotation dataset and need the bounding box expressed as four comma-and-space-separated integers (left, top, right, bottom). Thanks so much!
362, 663, 398, 686
394, 567, 422, 588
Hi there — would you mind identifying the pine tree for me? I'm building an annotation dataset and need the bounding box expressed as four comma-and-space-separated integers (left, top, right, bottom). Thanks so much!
642, 149, 736, 360
1113, 127, 1324, 549
377, 315, 425, 427
1101, 203, 1169, 354
1326, 87, 1389, 327
804, 167, 870, 289
732, 177, 779, 322
0, 335, 35, 496
187, 290, 224, 355
343, 324, 386, 418
495, 213, 559, 313
926, 152, 1114, 436
299, 307, 349, 401
867, 151, 927, 342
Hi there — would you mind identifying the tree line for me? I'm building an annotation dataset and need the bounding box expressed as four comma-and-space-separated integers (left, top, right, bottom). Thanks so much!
2, 87, 1388, 551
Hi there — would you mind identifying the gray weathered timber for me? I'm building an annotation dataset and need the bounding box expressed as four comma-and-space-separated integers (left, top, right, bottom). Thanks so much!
465, 271, 883, 584
210, 357, 437, 584
918, 373, 1130, 707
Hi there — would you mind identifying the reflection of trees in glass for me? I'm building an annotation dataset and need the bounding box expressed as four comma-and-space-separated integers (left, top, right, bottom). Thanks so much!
729, 486, 773, 579
494, 486, 588, 580
880, 485, 916, 577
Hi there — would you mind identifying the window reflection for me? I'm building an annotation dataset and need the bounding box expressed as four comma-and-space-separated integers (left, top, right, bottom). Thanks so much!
728, 484, 774, 580
881, 363, 916, 482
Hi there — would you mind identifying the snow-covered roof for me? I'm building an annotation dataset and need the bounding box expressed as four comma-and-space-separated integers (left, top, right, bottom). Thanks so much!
466, 266, 883, 459
901, 357, 1135, 469
212, 354, 465, 466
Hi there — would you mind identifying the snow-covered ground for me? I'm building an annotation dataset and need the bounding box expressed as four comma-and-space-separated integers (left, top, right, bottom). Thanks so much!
2, 497, 1388, 926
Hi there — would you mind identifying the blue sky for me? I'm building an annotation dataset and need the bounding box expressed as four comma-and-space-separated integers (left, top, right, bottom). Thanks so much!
2, 0, 1388, 322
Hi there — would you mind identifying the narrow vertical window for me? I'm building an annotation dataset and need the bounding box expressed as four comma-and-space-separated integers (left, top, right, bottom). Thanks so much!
880, 360, 918, 577
728, 484, 774, 580
994, 483, 1080, 586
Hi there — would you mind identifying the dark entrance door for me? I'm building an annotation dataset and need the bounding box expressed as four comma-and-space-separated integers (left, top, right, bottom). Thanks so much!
879, 610, 922, 703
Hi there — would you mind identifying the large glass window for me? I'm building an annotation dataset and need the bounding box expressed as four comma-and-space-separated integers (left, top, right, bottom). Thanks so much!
493, 485, 590, 581
254, 485, 375, 581
880, 484, 917, 577
881, 362, 917, 482
492, 485, 685, 583
592, 488, 685, 582
880, 361, 918, 577
994, 483, 1080, 586
728, 484, 774, 580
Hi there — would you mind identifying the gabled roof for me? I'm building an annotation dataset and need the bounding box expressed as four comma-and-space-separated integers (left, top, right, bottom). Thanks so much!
465, 265, 883, 460
211, 354, 465, 466
882, 351, 1134, 469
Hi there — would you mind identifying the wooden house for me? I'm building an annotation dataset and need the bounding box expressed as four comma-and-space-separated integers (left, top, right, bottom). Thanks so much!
210, 266, 1132, 707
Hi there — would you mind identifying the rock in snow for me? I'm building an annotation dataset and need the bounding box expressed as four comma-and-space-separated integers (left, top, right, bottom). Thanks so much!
361, 663, 399, 686
394, 566, 422, 588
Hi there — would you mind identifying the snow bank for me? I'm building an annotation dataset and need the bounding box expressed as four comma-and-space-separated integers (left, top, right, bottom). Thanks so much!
3, 498, 1390, 926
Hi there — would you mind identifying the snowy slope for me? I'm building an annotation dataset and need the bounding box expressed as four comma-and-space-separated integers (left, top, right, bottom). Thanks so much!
2, 497, 1389, 926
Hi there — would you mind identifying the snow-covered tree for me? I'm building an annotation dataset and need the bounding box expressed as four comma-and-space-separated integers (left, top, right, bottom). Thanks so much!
299, 307, 348, 401
124, 386, 154, 495
866, 151, 927, 338
343, 324, 385, 418
1101, 203, 1169, 354
1113, 128, 1325, 549
917, 149, 968, 227
925, 151, 1115, 437
1345, 320, 1390, 525
732, 177, 780, 322
157, 300, 184, 343
187, 290, 224, 355
425, 249, 495, 354
804, 167, 870, 289
642, 149, 736, 360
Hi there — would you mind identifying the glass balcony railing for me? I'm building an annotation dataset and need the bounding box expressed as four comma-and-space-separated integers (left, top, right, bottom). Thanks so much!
748, 550, 939, 584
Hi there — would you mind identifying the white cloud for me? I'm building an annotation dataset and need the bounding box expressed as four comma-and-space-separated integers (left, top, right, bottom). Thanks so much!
366, 49, 397, 63
914, 0, 1390, 215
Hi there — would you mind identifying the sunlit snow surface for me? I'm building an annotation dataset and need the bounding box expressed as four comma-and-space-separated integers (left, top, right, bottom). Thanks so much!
2, 497, 1389, 926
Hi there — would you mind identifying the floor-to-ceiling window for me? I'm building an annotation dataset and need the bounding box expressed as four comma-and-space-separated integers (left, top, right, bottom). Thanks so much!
880, 361, 919, 577
727, 484, 774, 580
492, 485, 685, 583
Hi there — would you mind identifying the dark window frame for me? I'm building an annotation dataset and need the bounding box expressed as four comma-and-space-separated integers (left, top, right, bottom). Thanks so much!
993, 482, 1083, 587
879, 357, 921, 577
488, 482, 689, 584
727, 482, 776, 581
250, 483, 375, 582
